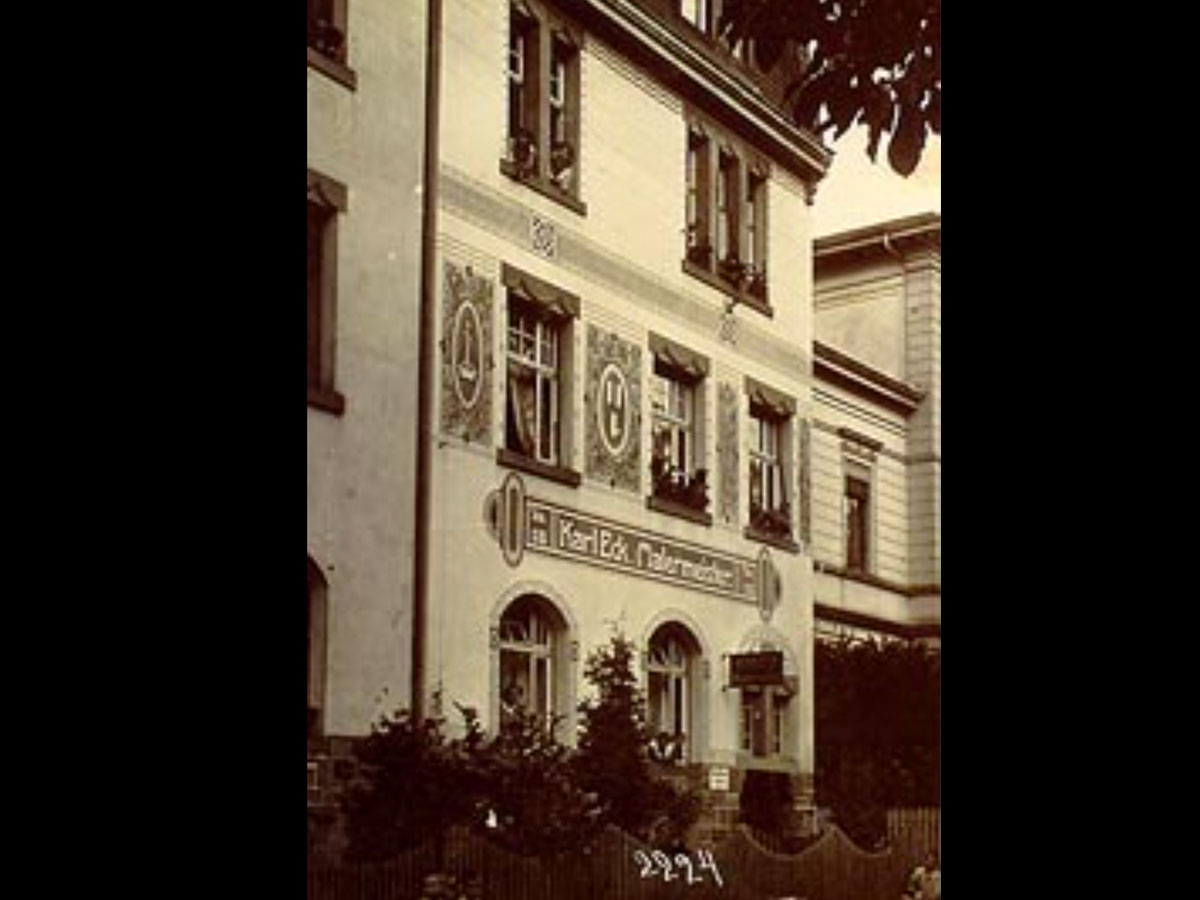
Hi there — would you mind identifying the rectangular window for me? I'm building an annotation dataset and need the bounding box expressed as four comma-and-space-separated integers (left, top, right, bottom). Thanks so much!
504, 3, 582, 207
651, 370, 694, 478
308, 0, 348, 63
750, 414, 784, 519
845, 475, 870, 572
716, 152, 736, 262
682, 116, 771, 312
506, 300, 562, 466
772, 693, 786, 756
680, 0, 712, 34
746, 379, 794, 544
507, 10, 538, 174
548, 36, 578, 192
745, 171, 767, 301
307, 201, 330, 393
308, 169, 347, 415
686, 129, 711, 266
740, 689, 767, 756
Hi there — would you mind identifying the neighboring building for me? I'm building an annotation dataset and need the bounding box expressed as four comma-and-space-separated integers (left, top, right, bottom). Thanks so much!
809, 213, 941, 646
423, 0, 829, 842
307, 0, 429, 841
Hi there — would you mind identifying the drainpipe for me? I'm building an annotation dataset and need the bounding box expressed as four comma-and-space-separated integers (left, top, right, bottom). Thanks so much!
412, 0, 443, 723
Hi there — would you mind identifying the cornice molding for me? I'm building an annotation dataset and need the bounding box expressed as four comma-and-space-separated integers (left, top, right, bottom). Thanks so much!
813, 341, 923, 416
815, 213, 940, 273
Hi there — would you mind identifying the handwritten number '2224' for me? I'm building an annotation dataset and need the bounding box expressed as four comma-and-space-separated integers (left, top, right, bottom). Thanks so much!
633, 849, 724, 888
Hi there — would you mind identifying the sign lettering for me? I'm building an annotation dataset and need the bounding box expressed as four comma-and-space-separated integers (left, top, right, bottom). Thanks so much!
525, 499, 758, 603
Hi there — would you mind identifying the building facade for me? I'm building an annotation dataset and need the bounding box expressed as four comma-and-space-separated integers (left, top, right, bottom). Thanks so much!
423, 0, 829, 841
307, 0, 429, 828
809, 213, 941, 646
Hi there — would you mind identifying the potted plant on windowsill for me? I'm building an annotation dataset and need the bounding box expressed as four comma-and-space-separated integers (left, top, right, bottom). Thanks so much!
651, 457, 709, 515
507, 128, 538, 178
549, 139, 575, 191
751, 502, 792, 540
686, 237, 712, 269
307, 18, 345, 58
745, 264, 767, 301
717, 255, 746, 288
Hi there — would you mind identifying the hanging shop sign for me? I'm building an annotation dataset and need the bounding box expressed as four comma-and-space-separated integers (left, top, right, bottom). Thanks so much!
728, 651, 785, 687
524, 499, 759, 603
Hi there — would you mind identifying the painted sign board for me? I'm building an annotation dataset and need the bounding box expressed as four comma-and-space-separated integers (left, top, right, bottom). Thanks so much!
728, 651, 785, 687
708, 766, 730, 792
524, 499, 759, 604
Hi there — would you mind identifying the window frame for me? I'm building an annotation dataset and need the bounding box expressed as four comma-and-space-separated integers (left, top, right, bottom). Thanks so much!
647, 335, 711, 525
743, 378, 798, 552
506, 300, 562, 467
845, 474, 871, 574
497, 264, 582, 488
499, 602, 556, 722
502, 1, 586, 214
679, 0, 716, 37
308, 168, 347, 416
307, 0, 357, 90
682, 114, 772, 315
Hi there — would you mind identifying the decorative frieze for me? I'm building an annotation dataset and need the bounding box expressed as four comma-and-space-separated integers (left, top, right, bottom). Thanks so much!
440, 262, 494, 442
798, 418, 811, 546
717, 382, 739, 524
584, 325, 642, 492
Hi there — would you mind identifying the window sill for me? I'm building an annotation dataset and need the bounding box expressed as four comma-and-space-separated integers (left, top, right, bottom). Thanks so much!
496, 448, 581, 488
743, 525, 799, 554
647, 494, 712, 527
681, 259, 773, 318
308, 385, 346, 416
499, 160, 588, 216
307, 47, 358, 91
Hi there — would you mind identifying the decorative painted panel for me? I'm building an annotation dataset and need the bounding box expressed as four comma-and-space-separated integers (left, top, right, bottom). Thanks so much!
798, 418, 812, 545
440, 262, 493, 442
584, 325, 641, 492
717, 382, 739, 524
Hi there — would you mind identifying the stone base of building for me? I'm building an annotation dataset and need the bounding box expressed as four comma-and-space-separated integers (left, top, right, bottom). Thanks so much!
307, 735, 358, 864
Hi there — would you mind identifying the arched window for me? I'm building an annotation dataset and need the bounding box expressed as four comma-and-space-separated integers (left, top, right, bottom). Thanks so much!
307, 556, 328, 740
498, 594, 567, 725
646, 622, 702, 764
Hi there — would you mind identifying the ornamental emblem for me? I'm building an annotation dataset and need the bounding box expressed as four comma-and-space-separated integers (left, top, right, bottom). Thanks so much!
450, 300, 483, 410
756, 546, 782, 624
596, 362, 631, 457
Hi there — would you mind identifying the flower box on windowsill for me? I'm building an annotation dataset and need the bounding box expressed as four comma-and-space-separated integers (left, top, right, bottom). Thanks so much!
499, 136, 587, 216
648, 460, 711, 525
745, 504, 799, 553
717, 256, 747, 288
686, 242, 712, 269
681, 257, 773, 318
307, 20, 345, 59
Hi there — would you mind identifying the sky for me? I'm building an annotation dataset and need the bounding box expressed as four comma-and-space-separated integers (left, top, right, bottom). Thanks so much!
811, 127, 941, 238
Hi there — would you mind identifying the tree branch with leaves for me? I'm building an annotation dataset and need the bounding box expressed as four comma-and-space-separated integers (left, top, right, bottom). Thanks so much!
720, 0, 940, 176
